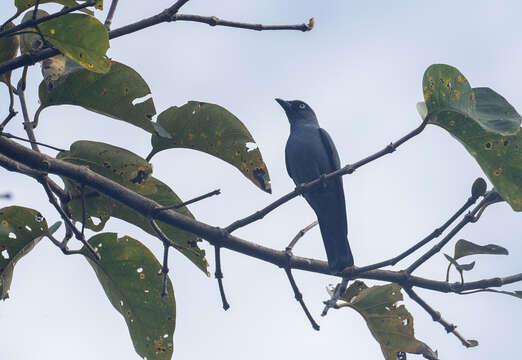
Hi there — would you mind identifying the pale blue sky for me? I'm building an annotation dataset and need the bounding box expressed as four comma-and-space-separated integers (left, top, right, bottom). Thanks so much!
1, 1, 520, 359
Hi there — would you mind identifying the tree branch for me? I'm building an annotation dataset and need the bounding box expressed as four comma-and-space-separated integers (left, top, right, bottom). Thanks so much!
173, 14, 314, 32
214, 245, 230, 310
404, 286, 477, 348
0, 2, 312, 76
104, 0, 119, 30
0, 136, 519, 295
226, 117, 429, 233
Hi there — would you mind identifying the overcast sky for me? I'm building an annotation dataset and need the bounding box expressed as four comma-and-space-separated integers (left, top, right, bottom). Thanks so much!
1, 1, 520, 359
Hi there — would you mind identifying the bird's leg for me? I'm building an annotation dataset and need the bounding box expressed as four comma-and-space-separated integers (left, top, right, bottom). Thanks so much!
321, 277, 349, 316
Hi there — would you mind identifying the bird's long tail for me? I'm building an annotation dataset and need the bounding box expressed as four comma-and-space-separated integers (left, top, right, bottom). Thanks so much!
317, 211, 354, 272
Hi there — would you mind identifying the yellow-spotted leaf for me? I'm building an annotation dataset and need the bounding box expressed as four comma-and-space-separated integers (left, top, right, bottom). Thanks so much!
419, 64, 522, 211
0, 22, 20, 85
333, 281, 439, 360
57, 141, 208, 274
15, 0, 101, 15
37, 13, 110, 73
37, 61, 156, 132
83, 233, 175, 360
0, 206, 48, 300
149, 102, 271, 193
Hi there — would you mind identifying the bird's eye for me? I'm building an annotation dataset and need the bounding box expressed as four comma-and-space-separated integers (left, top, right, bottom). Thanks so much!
299, 103, 306, 109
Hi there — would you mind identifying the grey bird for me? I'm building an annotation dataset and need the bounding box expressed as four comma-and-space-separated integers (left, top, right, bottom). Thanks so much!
276, 98, 354, 273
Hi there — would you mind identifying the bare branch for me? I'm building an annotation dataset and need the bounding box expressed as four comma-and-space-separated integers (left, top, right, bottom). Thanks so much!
284, 268, 320, 330
0, 83, 17, 131
214, 245, 230, 310
227, 117, 429, 233
286, 220, 318, 252
155, 189, 220, 211
149, 218, 171, 297
173, 14, 314, 32
404, 286, 477, 348
104, 0, 120, 30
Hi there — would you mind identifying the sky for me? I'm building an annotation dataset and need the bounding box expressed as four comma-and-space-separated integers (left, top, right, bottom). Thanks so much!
0, 1, 520, 359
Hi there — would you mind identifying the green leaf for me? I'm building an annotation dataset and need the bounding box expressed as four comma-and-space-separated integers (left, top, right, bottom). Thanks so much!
37, 61, 156, 133
19, 10, 48, 54
0, 206, 48, 300
57, 141, 208, 274
443, 253, 475, 272
15, 0, 99, 17
0, 22, 20, 85
335, 281, 439, 360
83, 233, 175, 359
38, 13, 110, 73
150, 101, 272, 193
454, 239, 509, 260
420, 64, 522, 211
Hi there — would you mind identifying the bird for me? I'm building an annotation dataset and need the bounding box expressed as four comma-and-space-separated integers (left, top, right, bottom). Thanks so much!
276, 98, 354, 273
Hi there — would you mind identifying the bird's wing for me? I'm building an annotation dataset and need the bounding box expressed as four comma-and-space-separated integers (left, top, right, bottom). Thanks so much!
318, 128, 341, 171
284, 148, 293, 179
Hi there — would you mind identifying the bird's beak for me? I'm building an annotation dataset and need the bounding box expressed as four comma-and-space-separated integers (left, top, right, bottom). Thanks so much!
275, 98, 291, 113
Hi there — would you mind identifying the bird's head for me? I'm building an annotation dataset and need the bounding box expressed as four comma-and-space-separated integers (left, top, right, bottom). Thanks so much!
275, 98, 318, 126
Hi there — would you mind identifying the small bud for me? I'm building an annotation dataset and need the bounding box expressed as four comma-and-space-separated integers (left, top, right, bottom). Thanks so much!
471, 177, 487, 198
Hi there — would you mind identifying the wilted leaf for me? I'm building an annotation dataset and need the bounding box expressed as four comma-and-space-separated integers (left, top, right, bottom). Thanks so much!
38, 61, 156, 133
419, 64, 522, 211
0, 22, 20, 85
38, 13, 110, 73
335, 281, 438, 360
150, 101, 271, 193
83, 233, 175, 359
0, 206, 48, 300
443, 253, 475, 272
454, 239, 509, 260
57, 141, 208, 274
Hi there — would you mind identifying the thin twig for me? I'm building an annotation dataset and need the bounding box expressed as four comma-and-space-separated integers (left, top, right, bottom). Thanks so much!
351, 178, 483, 277
104, 0, 119, 30
0, 83, 17, 131
406, 190, 498, 274
16, 66, 40, 152
46, 232, 83, 255
147, 217, 204, 258
321, 277, 349, 317
226, 117, 429, 233
0, 132, 66, 152
404, 286, 477, 348
284, 268, 320, 330
214, 245, 230, 310
80, 184, 86, 239
286, 220, 318, 252
39, 177, 100, 260
148, 218, 172, 297
155, 189, 221, 211
1, 11, 23, 32
0, 0, 98, 38
173, 14, 314, 32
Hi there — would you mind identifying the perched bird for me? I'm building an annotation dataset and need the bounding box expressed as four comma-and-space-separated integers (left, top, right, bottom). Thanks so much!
276, 98, 354, 273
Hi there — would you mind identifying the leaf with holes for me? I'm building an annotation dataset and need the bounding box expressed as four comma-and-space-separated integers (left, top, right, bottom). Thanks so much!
332, 281, 438, 360
37, 61, 156, 132
149, 101, 271, 193
57, 141, 208, 274
419, 64, 522, 211
14, 0, 101, 15
37, 13, 110, 73
83, 233, 175, 360
0, 22, 19, 85
0, 206, 48, 300
454, 239, 509, 260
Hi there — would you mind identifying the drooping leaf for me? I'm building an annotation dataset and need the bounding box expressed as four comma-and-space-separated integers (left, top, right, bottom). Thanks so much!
419, 64, 522, 211
0, 22, 20, 85
334, 281, 439, 360
57, 141, 208, 274
15, 1, 101, 20
443, 253, 475, 272
37, 61, 156, 133
149, 101, 271, 193
0, 206, 48, 300
454, 239, 509, 260
37, 13, 110, 73
83, 233, 175, 360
